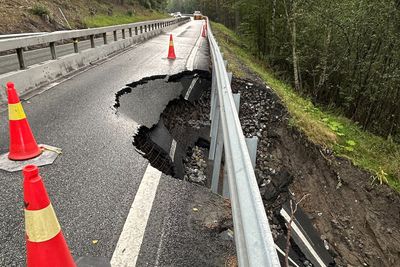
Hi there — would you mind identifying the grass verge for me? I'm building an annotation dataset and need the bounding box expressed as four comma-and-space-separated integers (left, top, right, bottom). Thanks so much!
84, 11, 169, 28
211, 22, 400, 191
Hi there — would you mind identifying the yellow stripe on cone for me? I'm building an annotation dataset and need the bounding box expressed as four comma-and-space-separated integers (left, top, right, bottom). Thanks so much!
25, 203, 61, 242
8, 102, 26, 121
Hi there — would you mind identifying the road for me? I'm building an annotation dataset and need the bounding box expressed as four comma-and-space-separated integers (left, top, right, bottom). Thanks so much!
0, 20, 234, 266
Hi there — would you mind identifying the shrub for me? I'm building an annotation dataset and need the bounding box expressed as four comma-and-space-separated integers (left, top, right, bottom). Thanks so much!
127, 10, 133, 17
30, 4, 50, 17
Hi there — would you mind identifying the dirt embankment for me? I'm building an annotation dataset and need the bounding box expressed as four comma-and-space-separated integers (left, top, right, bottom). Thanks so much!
155, 66, 400, 265
230, 74, 400, 266
0, 0, 150, 34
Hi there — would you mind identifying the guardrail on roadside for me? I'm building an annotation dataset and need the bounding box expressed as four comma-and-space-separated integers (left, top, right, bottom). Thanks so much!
207, 19, 281, 266
0, 17, 189, 70
0, 32, 48, 40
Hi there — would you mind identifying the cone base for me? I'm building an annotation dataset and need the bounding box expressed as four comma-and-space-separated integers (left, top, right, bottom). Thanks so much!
27, 232, 76, 267
8, 148, 42, 161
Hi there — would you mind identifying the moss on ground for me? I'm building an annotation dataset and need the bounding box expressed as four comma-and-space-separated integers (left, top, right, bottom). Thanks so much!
84, 11, 169, 28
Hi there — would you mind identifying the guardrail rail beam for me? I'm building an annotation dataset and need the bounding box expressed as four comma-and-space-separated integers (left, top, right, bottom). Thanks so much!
207, 18, 281, 267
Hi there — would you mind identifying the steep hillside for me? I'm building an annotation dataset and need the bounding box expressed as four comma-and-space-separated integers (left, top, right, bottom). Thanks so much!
0, 0, 168, 34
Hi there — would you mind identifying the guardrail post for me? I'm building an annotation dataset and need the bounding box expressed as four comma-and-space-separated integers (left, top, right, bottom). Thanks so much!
222, 93, 241, 198
145, 25, 147, 32
16, 48, 26, 70
211, 124, 223, 194
140, 26, 143, 34
210, 64, 217, 119
49, 42, 57, 59
129, 28, 132, 37
245, 137, 259, 168
103, 33, 107, 44
135, 27, 138, 35
73, 38, 78, 53
209, 101, 219, 160
89, 35, 95, 48
113, 30, 117, 41
228, 72, 233, 83
122, 29, 126, 39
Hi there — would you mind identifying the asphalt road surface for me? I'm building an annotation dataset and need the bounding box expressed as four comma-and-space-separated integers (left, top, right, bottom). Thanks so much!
0, 20, 234, 266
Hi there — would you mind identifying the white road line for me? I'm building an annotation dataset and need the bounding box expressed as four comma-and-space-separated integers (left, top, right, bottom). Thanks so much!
154, 217, 167, 266
280, 209, 326, 267
110, 164, 162, 267
169, 139, 177, 159
185, 29, 203, 71
274, 244, 300, 267
184, 77, 199, 100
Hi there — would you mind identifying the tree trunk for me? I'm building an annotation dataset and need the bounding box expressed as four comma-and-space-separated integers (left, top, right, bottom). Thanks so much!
317, 27, 332, 95
292, 19, 301, 91
271, 0, 277, 57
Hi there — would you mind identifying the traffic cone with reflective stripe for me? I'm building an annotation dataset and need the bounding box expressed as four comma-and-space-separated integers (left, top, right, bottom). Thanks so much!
23, 165, 76, 267
168, 34, 176, 60
202, 24, 207, 37
7, 82, 41, 160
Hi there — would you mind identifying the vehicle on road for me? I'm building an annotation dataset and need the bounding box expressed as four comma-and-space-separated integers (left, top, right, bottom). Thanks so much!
193, 11, 203, 20
174, 12, 182, 18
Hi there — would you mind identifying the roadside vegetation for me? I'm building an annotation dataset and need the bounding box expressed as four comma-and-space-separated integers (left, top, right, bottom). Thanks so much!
169, 0, 400, 143
211, 22, 400, 191
84, 11, 168, 28
0, 0, 170, 33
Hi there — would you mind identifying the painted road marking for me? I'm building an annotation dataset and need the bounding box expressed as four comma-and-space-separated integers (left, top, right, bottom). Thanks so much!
169, 139, 177, 159
154, 217, 167, 266
185, 26, 203, 71
280, 208, 326, 267
275, 244, 300, 267
110, 164, 162, 267
184, 77, 199, 100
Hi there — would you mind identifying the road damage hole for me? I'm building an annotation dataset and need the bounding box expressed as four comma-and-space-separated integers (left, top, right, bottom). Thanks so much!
133, 124, 176, 176
114, 70, 212, 179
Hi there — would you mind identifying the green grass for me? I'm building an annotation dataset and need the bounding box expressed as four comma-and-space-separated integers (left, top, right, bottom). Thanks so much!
30, 4, 50, 17
84, 11, 169, 28
211, 22, 400, 191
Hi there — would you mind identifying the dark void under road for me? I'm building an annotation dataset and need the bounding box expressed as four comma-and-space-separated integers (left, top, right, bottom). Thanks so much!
0, 20, 235, 266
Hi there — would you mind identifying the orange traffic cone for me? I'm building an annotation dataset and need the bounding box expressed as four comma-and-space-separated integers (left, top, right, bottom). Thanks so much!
168, 34, 176, 60
7, 82, 42, 160
201, 24, 207, 37
23, 164, 76, 267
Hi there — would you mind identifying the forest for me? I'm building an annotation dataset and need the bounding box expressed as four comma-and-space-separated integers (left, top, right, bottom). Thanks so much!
168, 0, 400, 142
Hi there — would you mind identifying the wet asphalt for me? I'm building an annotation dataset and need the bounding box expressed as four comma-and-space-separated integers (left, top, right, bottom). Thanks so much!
0, 20, 234, 266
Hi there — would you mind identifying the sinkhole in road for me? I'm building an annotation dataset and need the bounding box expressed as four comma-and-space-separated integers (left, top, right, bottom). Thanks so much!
114, 70, 212, 180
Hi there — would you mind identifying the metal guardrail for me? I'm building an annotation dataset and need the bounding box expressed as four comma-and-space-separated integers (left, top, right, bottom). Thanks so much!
207, 19, 281, 266
0, 17, 189, 70
0, 32, 48, 40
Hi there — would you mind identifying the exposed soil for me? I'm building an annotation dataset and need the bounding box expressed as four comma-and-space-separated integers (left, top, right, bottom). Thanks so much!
159, 70, 400, 266
231, 77, 400, 267
120, 63, 400, 266
0, 0, 156, 34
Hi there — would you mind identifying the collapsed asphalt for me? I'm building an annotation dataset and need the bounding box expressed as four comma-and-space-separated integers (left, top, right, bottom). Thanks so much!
114, 70, 211, 180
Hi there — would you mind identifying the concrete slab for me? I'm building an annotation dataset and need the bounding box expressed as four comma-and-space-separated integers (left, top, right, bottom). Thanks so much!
0, 144, 61, 172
